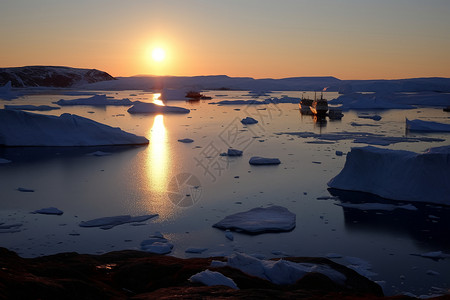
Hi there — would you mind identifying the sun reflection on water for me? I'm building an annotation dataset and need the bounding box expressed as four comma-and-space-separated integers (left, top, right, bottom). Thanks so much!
152, 93, 164, 106
148, 114, 168, 192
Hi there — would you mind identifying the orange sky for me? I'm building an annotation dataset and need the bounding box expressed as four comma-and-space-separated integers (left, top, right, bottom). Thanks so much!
1, 0, 450, 80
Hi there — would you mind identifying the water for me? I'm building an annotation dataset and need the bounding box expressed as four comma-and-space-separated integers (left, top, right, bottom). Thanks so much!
1, 89, 449, 297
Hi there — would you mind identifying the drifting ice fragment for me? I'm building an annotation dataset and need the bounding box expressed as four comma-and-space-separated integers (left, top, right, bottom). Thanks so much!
406, 118, 450, 132
31, 207, 64, 215
189, 270, 239, 289
79, 214, 158, 229
140, 233, 173, 254
249, 156, 281, 165
55, 94, 133, 106
127, 102, 190, 114
241, 117, 258, 125
213, 206, 295, 234
178, 138, 194, 143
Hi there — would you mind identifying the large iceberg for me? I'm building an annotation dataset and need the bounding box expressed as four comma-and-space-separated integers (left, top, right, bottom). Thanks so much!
54, 94, 133, 106
329, 93, 415, 110
406, 118, 450, 132
0, 109, 149, 146
328, 146, 450, 205
127, 102, 190, 114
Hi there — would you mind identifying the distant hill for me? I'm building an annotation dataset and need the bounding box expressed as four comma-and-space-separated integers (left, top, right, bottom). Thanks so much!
0, 66, 115, 88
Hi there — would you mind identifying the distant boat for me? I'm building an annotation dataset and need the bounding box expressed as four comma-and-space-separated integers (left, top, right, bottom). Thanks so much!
299, 97, 314, 115
310, 92, 328, 116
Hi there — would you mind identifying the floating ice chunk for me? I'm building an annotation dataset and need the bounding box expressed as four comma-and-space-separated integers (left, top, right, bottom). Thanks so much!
185, 247, 208, 254
0, 109, 149, 146
189, 269, 239, 289
226, 252, 346, 285
221, 148, 243, 156
0, 158, 11, 164
17, 187, 34, 192
210, 99, 268, 105
335, 151, 344, 156
55, 94, 133, 106
31, 207, 64, 215
210, 260, 227, 268
79, 214, 158, 229
350, 122, 380, 127
241, 117, 258, 125
249, 156, 281, 165
127, 102, 190, 114
140, 233, 173, 254
335, 202, 417, 211
178, 138, 194, 143
344, 256, 377, 278
4, 105, 60, 111
0, 223, 23, 233
416, 251, 450, 260
267, 96, 301, 104
213, 206, 295, 234
358, 114, 382, 121
225, 231, 234, 241
406, 118, 450, 132
0, 81, 19, 100
329, 93, 415, 110
426, 270, 440, 276
86, 151, 112, 156
328, 146, 450, 204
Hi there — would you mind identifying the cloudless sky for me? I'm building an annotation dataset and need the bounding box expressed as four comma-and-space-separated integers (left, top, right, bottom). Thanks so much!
1, 0, 449, 79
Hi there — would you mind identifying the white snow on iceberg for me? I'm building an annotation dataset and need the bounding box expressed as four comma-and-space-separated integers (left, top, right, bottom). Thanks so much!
0, 109, 149, 146
79, 214, 158, 229
189, 269, 239, 289
55, 94, 133, 106
213, 206, 295, 234
127, 102, 190, 114
406, 118, 450, 132
328, 146, 450, 205
225, 252, 346, 285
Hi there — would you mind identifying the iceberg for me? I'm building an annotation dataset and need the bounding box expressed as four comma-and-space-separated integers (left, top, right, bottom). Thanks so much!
0, 109, 149, 146
406, 118, 450, 132
4, 105, 60, 111
79, 214, 158, 229
140, 233, 173, 254
241, 117, 258, 125
189, 270, 239, 289
55, 94, 134, 106
249, 156, 281, 165
0, 81, 19, 100
213, 206, 296, 234
127, 102, 190, 114
329, 93, 415, 110
31, 207, 64, 215
225, 252, 346, 285
328, 146, 450, 204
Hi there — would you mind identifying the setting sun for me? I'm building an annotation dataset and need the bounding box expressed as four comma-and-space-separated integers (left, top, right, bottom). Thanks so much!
152, 48, 166, 62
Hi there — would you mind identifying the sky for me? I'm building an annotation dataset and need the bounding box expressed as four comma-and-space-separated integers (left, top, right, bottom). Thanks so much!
1, 0, 449, 80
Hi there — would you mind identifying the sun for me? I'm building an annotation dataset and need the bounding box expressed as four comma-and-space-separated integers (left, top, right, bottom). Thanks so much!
152, 48, 166, 62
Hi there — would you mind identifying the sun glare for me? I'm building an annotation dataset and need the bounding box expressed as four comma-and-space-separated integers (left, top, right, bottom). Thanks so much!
152, 48, 166, 62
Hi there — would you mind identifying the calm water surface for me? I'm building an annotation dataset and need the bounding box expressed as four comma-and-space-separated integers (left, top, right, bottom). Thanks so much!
1, 90, 449, 296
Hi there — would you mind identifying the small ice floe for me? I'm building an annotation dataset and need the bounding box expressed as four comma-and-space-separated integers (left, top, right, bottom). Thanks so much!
412, 251, 450, 260
127, 102, 190, 114
225, 230, 234, 241
221, 148, 243, 157
178, 138, 194, 143
17, 187, 34, 192
79, 214, 158, 230
140, 233, 173, 254
249, 156, 281, 165
86, 151, 112, 156
344, 256, 377, 278
328, 93, 415, 110
189, 269, 239, 289
210, 99, 267, 105
55, 94, 134, 106
335, 202, 417, 211
358, 114, 382, 121
406, 118, 450, 132
213, 205, 296, 234
0, 158, 12, 164
0, 109, 149, 146
0, 223, 23, 233
271, 250, 290, 256
328, 145, 450, 205
426, 270, 440, 276
350, 122, 380, 127
210, 260, 227, 268
185, 247, 208, 254
335, 151, 344, 156
31, 207, 64, 215
4, 105, 60, 111
225, 252, 346, 285
241, 117, 258, 125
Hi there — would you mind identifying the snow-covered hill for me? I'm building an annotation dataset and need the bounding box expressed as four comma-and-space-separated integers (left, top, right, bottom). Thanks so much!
0, 66, 115, 88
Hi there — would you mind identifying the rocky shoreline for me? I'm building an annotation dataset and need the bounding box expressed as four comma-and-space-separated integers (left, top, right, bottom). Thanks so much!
2, 247, 448, 299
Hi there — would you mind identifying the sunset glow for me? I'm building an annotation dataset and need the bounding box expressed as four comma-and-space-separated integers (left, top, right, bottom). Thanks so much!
151, 48, 166, 62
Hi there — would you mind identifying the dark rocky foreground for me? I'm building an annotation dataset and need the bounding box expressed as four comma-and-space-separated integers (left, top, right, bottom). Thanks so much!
0, 66, 115, 88
0, 247, 448, 300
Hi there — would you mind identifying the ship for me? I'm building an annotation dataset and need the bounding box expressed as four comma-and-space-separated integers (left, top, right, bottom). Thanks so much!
310, 91, 328, 116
